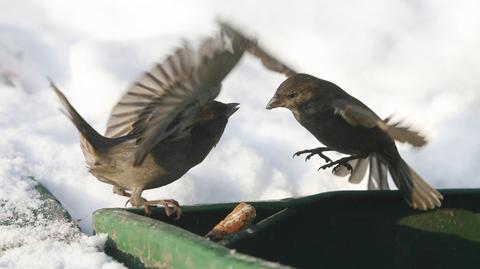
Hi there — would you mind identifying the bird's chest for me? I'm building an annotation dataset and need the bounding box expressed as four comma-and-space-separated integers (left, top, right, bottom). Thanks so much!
295, 106, 376, 154
90, 139, 192, 190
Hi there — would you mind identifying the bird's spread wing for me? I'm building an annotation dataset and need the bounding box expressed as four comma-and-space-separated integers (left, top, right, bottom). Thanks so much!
333, 101, 427, 147
218, 20, 297, 77
105, 32, 245, 166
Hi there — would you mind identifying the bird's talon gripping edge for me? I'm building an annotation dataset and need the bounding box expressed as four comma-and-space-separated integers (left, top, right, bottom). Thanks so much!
143, 199, 182, 220
144, 205, 153, 216
124, 197, 147, 207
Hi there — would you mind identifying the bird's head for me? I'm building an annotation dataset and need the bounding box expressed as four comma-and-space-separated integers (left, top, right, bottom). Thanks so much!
194, 101, 239, 138
197, 101, 239, 123
193, 101, 239, 144
266, 73, 319, 111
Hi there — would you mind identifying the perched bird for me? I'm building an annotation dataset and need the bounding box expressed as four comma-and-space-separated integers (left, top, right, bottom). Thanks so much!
51, 32, 245, 217
219, 21, 442, 210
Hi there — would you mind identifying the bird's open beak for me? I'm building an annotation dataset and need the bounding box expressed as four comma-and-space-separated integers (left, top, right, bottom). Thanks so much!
266, 95, 284, 109
226, 103, 240, 117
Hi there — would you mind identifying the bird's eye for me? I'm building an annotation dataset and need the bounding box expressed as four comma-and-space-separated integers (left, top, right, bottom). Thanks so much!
287, 92, 297, 98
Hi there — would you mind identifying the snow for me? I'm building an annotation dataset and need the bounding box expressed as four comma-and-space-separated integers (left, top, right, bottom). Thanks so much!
1, 0, 480, 268
0, 164, 126, 268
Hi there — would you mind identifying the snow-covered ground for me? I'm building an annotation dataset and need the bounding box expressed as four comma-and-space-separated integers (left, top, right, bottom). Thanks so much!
1, 0, 480, 268
0, 168, 126, 268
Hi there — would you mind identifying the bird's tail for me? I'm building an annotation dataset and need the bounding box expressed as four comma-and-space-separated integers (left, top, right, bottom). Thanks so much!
366, 154, 390, 190
388, 156, 443, 210
334, 154, 389, 190
50, 80, 108, 155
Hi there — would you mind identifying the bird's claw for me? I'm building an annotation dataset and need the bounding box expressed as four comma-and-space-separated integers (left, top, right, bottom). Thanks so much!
144, 205, 153, 216
318, 160, 353, 172
143, 199, 182, 220
332, 163, 353, 174
318, 154, 365, 173
318, 154, 332, 163
318, 163, 331, 171
125, 197, 145, 207
293, 148, 332, 163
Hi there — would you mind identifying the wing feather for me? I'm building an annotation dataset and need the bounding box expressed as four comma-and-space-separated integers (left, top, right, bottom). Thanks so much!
333, 101, 427, 147
218, 20, 297, 77
105, 32, 245, 165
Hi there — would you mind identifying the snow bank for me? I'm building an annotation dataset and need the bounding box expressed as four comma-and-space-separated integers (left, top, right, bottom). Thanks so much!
0, 157, 125, 268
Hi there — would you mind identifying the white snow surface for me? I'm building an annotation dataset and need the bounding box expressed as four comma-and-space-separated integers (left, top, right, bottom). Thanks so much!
1, 0, 480, 267
0, 167, 126, 268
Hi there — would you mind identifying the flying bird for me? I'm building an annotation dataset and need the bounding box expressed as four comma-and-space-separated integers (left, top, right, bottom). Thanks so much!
51, 31, 245, 217
219, 21, 442, 210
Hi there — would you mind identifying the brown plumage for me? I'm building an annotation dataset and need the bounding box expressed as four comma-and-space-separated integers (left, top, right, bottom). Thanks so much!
267, 74, 442, 210
51, 32, 244, 217
219, 22, 438, 207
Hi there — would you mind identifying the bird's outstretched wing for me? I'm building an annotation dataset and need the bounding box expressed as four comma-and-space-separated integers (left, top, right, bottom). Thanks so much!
105, 32, 245, 166
333, 101, 427, 147
218, 20, 297, 77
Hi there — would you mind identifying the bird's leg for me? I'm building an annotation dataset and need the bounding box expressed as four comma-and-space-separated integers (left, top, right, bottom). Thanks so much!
143, 199, 182, 220
113, 186, 140, 208
124, 187, 147, 208
123, 187, 181, 218
113, 186, 131, 197
293, 147, 334, 163
113, 186, 138, 208
121, 185, 181, 218
318, 154, 368, 173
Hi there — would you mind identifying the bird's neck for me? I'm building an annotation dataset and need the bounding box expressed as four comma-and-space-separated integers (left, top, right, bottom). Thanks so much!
189, 121, 226, 164
294, 98, 333, 129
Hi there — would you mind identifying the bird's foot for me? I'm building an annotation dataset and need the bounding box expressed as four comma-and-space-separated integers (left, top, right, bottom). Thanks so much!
332, 163, 353, 174
318, 154, 366, 173
124, 197, 147, 207
293, 147, 333, 163
113, 186, 131, 197
318, 161, 353, 172
143, 199, 182, 220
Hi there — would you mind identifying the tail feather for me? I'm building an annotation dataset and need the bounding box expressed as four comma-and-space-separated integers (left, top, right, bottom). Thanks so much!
49, 80, 107, 151
334, 154, 390, 190
383, 117, 427, 147
348, 158, 368, 184
389, 157, 443, 210
367, 155, 389, 190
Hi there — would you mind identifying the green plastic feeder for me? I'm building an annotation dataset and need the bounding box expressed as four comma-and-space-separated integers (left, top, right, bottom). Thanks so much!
93, 189, 480, 269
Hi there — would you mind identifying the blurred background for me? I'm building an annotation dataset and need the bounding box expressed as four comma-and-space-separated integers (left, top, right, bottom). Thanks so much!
1, 0, 479, 234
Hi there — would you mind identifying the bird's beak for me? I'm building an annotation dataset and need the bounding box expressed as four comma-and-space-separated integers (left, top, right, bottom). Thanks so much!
266, 95, 284, 109
226, 103, 240, 117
